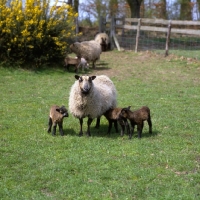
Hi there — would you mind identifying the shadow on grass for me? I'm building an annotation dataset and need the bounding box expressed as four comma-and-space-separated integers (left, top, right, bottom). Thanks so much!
46, 128, 77, 137
63, 123, 159, 140
130, 130, 159, 139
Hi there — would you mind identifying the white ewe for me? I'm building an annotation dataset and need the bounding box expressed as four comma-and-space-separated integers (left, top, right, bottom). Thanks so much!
70, 41, 101, 69
69, 75, 117, 136
95, 32, 110, 51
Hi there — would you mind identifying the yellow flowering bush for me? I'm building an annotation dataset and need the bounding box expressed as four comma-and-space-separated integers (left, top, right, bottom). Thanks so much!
0, 0, 78, 66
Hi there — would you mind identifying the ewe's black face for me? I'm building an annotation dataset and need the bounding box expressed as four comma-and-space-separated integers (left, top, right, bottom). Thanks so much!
75, 75, 96, 95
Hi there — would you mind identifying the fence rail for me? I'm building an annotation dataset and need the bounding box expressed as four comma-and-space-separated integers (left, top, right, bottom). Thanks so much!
100, 17, 200, 55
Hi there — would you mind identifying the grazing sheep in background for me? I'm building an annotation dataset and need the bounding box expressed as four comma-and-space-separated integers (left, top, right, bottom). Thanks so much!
104, 107, 128, 135
69, 75, 117, 136
119, 106, 152, 139
95, 32, 110, 51
70, 40, 101, 69
47, 105, 69, 136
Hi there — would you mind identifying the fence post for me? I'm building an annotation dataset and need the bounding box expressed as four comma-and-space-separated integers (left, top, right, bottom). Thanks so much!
110, 16, 115, 50
110, 16, 121, 51
135, 18, 141, 53
121, 16, 125, 36
165, 20, 171, 57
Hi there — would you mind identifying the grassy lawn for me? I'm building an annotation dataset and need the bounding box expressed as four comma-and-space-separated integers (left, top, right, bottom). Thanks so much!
0, 50, 200, 199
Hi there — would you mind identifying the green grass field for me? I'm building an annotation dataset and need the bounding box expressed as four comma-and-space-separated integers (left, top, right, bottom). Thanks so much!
0, 50, 200, 199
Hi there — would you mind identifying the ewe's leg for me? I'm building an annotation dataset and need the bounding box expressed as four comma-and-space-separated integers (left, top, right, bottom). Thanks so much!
92, 59, 97, 69
86, 118, 93, 137
79, 118, 83, 136
47, 117, 52, 133
95, 117, 100, 129
92, 61, 95, 68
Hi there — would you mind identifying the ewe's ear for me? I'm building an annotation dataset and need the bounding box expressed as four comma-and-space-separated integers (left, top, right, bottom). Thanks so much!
75, 75, 80, 80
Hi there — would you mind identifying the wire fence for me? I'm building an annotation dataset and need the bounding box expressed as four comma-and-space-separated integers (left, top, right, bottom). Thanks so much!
116, 30, 200, 51
78, 18, 200, 59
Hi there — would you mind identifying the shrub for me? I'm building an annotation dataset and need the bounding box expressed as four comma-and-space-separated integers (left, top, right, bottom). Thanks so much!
0, 0, 78, 66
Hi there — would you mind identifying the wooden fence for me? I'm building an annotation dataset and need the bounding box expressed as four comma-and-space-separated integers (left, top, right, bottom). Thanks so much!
99, 17, 200, 56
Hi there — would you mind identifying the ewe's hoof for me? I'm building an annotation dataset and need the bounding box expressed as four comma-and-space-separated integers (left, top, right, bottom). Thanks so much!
86, 132, 91, 137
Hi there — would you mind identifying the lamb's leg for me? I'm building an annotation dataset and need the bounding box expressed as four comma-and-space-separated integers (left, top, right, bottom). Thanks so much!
58, 122, 64, 136
107, 120, 113, 134
79, 118, 83, 136
47, 117, 52, 133
114, 120, 119, 133
52, 123, 57, 136
65, 64, 69, 71
86, 118, 93, 137
127, 121, 133, 139
95, 117, 100, 129
137, 122, 143, 139
118, 118, 126, 137
148, 116, 152, 134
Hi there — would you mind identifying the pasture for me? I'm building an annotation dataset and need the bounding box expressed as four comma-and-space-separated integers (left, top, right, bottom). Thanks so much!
0, 50, 200, 199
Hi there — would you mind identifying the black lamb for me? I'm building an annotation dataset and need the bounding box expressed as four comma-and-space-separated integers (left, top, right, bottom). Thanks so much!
119, 106, 152, 139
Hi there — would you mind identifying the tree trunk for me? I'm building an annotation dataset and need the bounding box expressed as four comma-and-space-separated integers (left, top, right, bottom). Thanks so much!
126, 0, 143, 18
109, 0, 118, 17
161, 0, 167, 19
180, 0, 192, 20
74, 0, 79, 13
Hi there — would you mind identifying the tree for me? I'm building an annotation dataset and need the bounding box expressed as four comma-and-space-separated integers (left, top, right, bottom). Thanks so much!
109, 0, 118, 17
179, 0, 192, 20
74, 0, 79, 13
153, 0, 167, 19
125, 0, 143, 18
79, 0, 109, 22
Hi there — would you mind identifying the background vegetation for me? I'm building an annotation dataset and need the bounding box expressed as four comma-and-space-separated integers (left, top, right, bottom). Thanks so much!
0, 50, 200, 199
0, 0, 78, 66
79, 0, 200, 26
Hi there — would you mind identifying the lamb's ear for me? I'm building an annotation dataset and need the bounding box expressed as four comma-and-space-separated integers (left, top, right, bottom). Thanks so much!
75, 75, 80, 80
127, 106, 131, 110
56, 108, 61, 113
91, 76, 96, 80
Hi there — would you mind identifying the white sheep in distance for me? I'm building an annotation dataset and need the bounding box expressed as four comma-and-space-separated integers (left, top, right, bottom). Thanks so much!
95, 32, 110, 51
70, 40, 101, 69
69, 75, 117, 136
